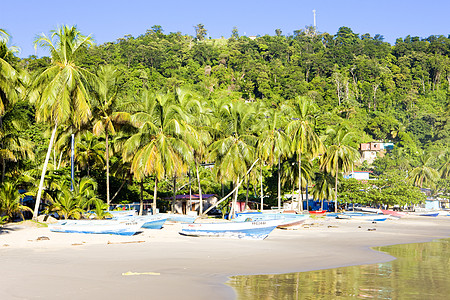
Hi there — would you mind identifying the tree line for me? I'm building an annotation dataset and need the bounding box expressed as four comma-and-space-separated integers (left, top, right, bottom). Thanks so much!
0, 24, 449, 222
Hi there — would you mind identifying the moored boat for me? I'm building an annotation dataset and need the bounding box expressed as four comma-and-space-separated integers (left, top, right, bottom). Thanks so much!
48, 219, 146, 236
309, 210, 327, 215
117, 215, 168, 229
381, 209, 406, 218
180, 220, 281, 240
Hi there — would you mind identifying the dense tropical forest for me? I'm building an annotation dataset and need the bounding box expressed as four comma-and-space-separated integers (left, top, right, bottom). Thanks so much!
0, 24, 449, 221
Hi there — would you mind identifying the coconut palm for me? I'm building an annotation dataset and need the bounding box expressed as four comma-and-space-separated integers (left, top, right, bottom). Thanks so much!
320, 125, 360, 212
92, 65, 130, 208
123, 90, 193, 215
0, 181, 33, 222
312, 171, 336, 211
209, 101, 257, 218
439, 153, 450, 179
0, 29, 22, 110
286, 96, 324, 212
30, 25, 94, 219
76, 131, 105, 176
256, 107, 290, 210
408, 154, 440, 189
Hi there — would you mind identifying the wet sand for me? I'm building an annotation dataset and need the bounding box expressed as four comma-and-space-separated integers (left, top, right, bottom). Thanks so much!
1, 216, 449, 300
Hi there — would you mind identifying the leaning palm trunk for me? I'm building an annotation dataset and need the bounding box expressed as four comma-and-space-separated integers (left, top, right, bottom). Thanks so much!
33, 123, 58, 219
139, 179, 144, 216
195, 161, 203, 215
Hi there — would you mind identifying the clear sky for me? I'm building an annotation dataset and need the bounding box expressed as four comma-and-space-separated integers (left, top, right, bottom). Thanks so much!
2, 0, 450, 58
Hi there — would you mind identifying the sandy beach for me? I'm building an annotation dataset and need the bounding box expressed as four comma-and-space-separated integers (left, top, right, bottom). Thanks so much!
1, 216, 449, 300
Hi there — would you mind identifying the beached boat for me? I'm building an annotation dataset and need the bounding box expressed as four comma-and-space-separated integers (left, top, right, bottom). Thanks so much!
234, 213, 309, 229
381, 209, 406, 218
309, 210, 327, 215
48, 219, 146, 236
161, 213, 198, 223
331, 212, 388, 221
180, 220, 281, 240
415, 212, 439, 217
117, 215, 168, 229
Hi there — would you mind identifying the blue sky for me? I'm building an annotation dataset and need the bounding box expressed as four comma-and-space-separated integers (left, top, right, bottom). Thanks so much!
2, 0, 450, 58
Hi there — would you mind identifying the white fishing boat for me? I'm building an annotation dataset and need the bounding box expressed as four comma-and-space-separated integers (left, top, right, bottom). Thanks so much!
180, 219, 281, 240
48, 219, 146, 236
117, 215, 168, 229
234, 213, 309, 229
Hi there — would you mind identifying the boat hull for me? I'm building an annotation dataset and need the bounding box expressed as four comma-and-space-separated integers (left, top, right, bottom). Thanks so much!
49, 220, 145, 236
234, 213, 309, 228
180, 220, 280, 240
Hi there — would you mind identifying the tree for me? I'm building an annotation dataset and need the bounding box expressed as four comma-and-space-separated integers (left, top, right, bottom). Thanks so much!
92, 65, 130, 209
30, 25, 94, 219
313, 171, 336, 211
0, 181, 33, 222
194, 24, 207, 41
320, 125, 360, 212
209, 101, 256, 218
408, 154, 440, 189
286, 96, 323, 212
122, 90, 193, 215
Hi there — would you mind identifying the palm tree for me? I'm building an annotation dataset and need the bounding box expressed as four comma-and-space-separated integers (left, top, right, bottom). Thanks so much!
0, 181, 33, 222
256, 107, 290, 210
209, 101, 257, 218
123, 90, 193, 215
408, 154, 440, 189
312, 171, 336, 211
92, 65, 129, 209
30, 25, 94, 219
286, 96, 323, 212
76, 131, 105, 176
320, 125, 360, 212
439, 153, 450, 179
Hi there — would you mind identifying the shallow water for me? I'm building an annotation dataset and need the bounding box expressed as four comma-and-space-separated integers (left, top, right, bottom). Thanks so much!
228, 239, 450, 299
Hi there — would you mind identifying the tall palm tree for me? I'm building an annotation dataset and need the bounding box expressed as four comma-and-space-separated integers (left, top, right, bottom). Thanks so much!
209, 101, 257, 218
256, 107, 290, 210
92, 65, 129, 209
123, 90, 193, 215
30, 25, 94, 219
76, 131, 105, 176
408, 154, 440, 189
286, 96, 323, 212
320, 125, 360, 212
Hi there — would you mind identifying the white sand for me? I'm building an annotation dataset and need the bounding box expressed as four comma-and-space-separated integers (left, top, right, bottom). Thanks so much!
1, 216, 449, 300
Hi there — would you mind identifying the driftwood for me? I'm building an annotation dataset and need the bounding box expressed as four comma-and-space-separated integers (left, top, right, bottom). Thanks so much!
107, 240, 145, 245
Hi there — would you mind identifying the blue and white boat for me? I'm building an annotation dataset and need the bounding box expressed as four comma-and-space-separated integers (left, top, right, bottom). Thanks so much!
48, 219, 146, 236
180, 219, 281, 240
234, 213, 309, 228
161, 213, 197, 223
330, 212, 388, 221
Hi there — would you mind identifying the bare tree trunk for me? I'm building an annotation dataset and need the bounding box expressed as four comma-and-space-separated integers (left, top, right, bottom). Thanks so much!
106, 131, 110, 210
139, 179, 144, 216
277, 157, 281, 210
260, 163, 263, 211
33, 123, 58, 220
229, 176, 240, 220
297, 153, 303, 213
195, 161, 203, 215
172, 176, 176, 214
152, 177, 158, 215
245, 175, 249, 211
334, 161, 339, 213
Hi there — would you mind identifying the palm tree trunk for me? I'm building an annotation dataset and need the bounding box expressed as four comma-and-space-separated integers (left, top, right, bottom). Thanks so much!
195, 161, 203, 215
260, 163, 263, 211
334, 162, 339, 213
245, 175, 249, 211
106, 131, 110, 210
33, 123, 58, 220
139, 179, 144, 216
152, 177, 158, 215
172, 176, 176, 214
297, 153, 303, 213
278, 157, 281, 210
230, 177, 239, 220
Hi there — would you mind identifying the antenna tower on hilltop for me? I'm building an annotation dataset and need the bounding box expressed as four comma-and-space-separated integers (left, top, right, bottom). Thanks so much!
313, 9, 316, 31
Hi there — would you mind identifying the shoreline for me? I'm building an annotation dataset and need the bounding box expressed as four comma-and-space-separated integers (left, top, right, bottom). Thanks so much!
1, 216, 449, 300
